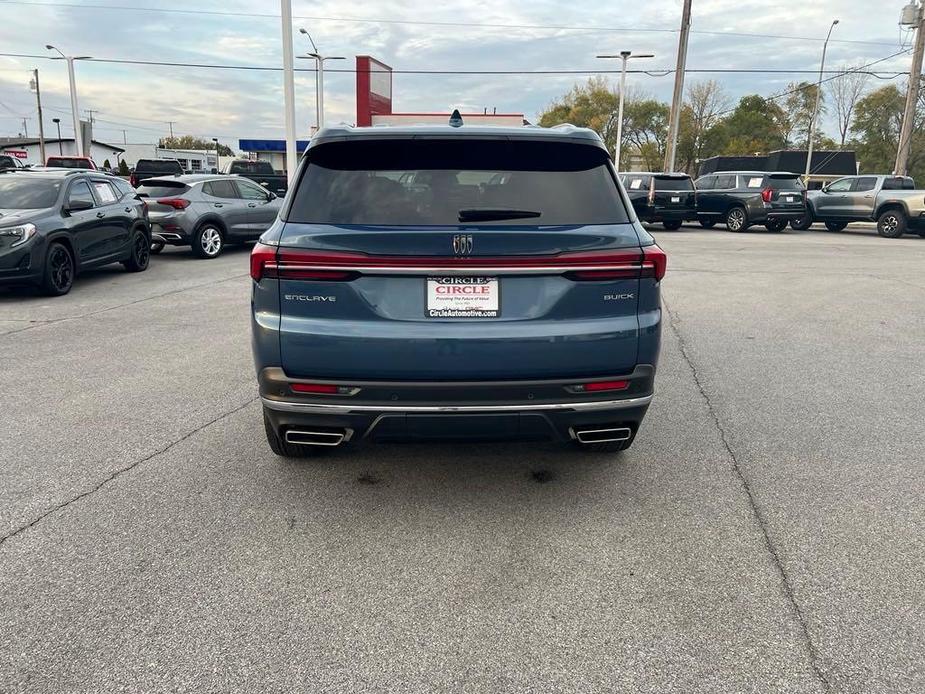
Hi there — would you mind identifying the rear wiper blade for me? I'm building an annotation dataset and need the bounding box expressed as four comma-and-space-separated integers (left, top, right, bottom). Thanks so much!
458, 208, 541, 222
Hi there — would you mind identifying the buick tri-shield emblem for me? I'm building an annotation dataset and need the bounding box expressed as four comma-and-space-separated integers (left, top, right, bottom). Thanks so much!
452, 234, 473, 256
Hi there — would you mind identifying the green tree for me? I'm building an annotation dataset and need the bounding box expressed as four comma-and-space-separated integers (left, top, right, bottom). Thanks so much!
781, 82, 823, 147
676, 80, 731, 174
538, 77, 620, 157
159, 135, 234, 156
102, 158, 111, 170
621, 97, 670, 170
849, 84, 925, 179
719, 95, 787, 155
118, 159, 129, 175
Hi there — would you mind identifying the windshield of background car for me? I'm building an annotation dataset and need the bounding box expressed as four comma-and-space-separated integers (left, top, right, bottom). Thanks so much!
231, 161, 273, 173
288, 139, 629, 226
46, 158, 87, 169
0, 178, 62, 208
652, 176, 693, 191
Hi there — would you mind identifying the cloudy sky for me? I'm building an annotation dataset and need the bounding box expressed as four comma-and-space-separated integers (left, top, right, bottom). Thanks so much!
0, 0, 917, 152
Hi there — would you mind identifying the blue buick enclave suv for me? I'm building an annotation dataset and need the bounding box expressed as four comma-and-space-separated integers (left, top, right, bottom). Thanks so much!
250, 121, 665, 456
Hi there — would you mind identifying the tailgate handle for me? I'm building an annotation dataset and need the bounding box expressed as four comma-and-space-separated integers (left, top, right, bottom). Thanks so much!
213, 203, 223, 208
96, 212, 105, 218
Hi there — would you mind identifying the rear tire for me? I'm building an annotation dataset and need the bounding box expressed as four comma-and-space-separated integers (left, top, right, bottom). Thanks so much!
699, 219, 716, 228
662, 220, 683, 230
790, 212, 814, 231
877, 210, 907, 238
726, 206, 748, 232
123, 228, 150, 272
40, 241, 75, 297
765, 219, 787, 232
825, 221, 848, 232
263, 409, 319, 458
192, 223, 224, 259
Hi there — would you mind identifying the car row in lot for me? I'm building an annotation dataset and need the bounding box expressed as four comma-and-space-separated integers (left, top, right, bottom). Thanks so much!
0, 166, 283, 295
0, 169, 150, 296
621, 170, 925, 238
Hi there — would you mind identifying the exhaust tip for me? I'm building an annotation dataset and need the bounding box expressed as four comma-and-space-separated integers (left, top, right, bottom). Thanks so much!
571, 426, 632, 445
284, 429, 350, 447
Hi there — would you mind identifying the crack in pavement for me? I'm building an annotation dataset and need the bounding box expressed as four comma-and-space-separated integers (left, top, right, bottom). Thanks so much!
663, 296, 834, 693
0, 396, 259, 550
0, 272, 249, 339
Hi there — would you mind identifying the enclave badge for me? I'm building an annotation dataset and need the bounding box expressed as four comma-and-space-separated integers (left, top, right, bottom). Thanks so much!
452, 234, 473, 256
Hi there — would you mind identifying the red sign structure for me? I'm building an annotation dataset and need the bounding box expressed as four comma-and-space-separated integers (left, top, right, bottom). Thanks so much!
356, 56, 393, 127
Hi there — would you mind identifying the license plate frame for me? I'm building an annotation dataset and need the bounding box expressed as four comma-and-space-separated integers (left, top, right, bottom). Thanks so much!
426, 277, 500, 318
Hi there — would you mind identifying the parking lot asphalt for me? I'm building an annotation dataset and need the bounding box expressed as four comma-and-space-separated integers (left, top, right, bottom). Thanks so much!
1, 224, 923, 693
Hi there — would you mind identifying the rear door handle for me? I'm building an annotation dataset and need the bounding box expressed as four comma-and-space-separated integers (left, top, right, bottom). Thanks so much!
247, 203, 257, 208
213, 203, 223, 208
124, 207, 132, 212
96, 212, 106, 218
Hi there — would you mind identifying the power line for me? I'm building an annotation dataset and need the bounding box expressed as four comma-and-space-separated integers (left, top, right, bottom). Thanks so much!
0, 52, 912, 77
0, 0, 901, 48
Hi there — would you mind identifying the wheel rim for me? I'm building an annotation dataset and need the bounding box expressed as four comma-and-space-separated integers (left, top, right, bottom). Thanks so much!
882, 215, 898, 234
200, 227, 222, 255
134, 233, 150, 266
728, 210, 744, 230
49, 246, 73, 291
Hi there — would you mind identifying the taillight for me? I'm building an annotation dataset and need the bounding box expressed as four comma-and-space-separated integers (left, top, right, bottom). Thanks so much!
641, 245, 667, 281
129, 174, 136, 187
250, 242, 277, 281
648, 179, 656, 205
156, 198, 190, 210
761, 187, 773, 203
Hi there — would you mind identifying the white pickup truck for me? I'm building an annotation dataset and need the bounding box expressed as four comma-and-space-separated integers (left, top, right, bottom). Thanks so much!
794, 175, 925, 238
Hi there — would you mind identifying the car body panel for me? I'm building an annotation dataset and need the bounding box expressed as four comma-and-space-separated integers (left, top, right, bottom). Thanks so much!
806, 175, 925, 228
695, 171, 805, 225
621, 172, 697, 224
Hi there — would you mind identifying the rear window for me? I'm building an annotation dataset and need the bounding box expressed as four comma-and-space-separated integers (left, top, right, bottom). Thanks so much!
0, 178, 61, 208
882, 176, 915, 190
47, 157, 89, 169
230, 161, 274, 174
136, 180, 190, 198
767, 175, 804, 191
652, 176, 693, 191
136, 160, 183, 174
623, 175, 649, 191
288, 139, 629, 226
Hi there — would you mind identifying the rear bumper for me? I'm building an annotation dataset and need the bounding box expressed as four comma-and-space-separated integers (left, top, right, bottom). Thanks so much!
763, 208, 805, 222
639, 207, 697, 223
259, 365, 654, 442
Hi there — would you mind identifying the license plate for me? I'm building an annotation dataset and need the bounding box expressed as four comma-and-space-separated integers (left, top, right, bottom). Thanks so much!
784, 196, 795, 203
426, 277, 499, 318
671, 196, 681, 203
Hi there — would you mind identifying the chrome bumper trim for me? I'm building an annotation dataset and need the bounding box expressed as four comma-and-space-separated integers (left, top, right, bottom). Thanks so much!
261, 394, 652, 414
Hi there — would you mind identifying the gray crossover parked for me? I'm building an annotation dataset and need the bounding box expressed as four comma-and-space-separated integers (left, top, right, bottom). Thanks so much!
137, 175, 283, 258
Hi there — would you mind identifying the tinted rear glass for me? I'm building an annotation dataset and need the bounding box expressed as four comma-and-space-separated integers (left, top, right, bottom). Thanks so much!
47, 158, 89, 169
136, 181, 190, 197
230, 161, 273, 174
882, 176, 915, 190
137, 160, 183, 173
289, 139, 629, 226
623, 175, 650, 191
768, 176, 804, 190
653, 176, 693, 191
0, 178, 61, 208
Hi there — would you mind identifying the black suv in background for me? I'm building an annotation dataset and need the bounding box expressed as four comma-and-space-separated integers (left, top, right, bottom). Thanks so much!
130, 159, 184, 187
0, 170, 150, 296
620, 172, 696, 230
694, 171, 806, 231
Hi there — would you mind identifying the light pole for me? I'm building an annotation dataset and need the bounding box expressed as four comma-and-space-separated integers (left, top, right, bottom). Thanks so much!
30, 69, 46, 164
45, 45, 92, 157
52, 118, 62, 154
280, 0, 298, 182
597, 51, 655, 170
804, 19, 839, 183
212, 137, 220, 173
299, 28, 345, 130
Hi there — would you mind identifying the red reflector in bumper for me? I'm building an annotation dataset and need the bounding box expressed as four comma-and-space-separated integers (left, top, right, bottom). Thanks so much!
290, 383, 340, 394
567, 379, 631, 394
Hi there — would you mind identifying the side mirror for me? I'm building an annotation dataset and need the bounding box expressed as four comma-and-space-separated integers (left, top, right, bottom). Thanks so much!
65, 199, 94, 212
266, 191, 276, 201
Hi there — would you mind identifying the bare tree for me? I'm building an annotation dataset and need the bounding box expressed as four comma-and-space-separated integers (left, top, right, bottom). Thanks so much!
828, 66, 870, 146
677, 80, 731, 173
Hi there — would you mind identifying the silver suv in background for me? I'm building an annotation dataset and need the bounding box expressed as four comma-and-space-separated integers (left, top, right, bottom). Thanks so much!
137, 175, 283, 258
794, 175, 925, 238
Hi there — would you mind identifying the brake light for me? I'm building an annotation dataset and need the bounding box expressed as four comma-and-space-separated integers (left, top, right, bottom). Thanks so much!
641, 244, 667, 281
156, 198, 190, 210
129, 174, 137, 187
648, 178, 656, 205
761, 187, 773, 203
290, 382, 359, 395
249, 246, 668, 282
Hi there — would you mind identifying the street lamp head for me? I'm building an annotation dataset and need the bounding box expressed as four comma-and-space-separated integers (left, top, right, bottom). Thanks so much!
620, 50, 632, 57
45, 44, 54, 50
832, 18, 840, 25
52, 117, 60, 123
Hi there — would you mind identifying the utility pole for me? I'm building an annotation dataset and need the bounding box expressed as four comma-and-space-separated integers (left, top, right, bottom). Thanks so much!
85, 109, 96, 125
805, 19, 839, 183
21, 118, 28, 138
281, 0, 298, 181
896, 1, 925, 175
31, 69, 46, 164
166, 121, 176, 139
122, 129, 127, 145
663, 0, 692, 173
